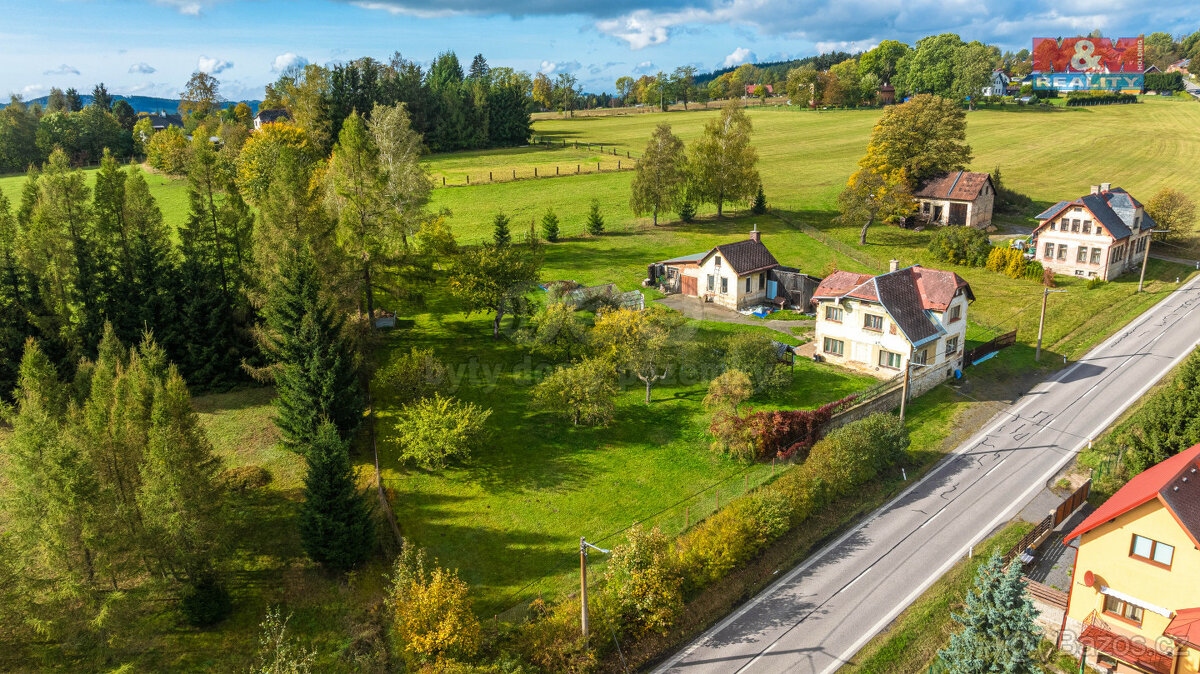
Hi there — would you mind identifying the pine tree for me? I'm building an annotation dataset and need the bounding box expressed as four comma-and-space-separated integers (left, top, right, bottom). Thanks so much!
492, 211, 511, 246
299, 421, 374, 571
266, 249, 363, 451
938, 553, 1043, 673
540, 207, 560, 243
751, 183, 767, 215
585, 199, 605, 235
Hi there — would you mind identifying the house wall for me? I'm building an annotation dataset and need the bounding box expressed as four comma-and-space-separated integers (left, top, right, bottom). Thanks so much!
1035, 205, 1152, 281
812, 292, 969, 380
916, 184, 994, 228
1065, 500, 1200, 668
696, 253, 772, 310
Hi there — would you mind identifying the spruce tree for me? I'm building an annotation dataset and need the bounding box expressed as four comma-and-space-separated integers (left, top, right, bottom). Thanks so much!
492, 211, 511, 246
585, 199, 605, 235
751, 183, 767, 215
175, 231, 245, 390
541, 207, 560, 243
125, 164, 179, 352
938, 553, 1042, 673
299, 420, 374, 572
266, 249, 363, 451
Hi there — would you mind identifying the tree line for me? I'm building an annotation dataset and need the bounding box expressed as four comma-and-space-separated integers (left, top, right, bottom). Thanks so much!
262, 51, 533, 155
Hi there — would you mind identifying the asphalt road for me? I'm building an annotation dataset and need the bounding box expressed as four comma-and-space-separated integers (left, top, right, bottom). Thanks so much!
655, 275, 1200, 674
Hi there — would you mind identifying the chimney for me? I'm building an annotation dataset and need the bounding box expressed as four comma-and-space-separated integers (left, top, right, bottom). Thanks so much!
889, 259, 900, 273
1100, 182, 1112, 192
749, 225, 761, 243
1090, 185, 1101, 195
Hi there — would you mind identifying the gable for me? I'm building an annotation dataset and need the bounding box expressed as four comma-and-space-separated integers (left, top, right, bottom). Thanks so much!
914, 171, 993, 202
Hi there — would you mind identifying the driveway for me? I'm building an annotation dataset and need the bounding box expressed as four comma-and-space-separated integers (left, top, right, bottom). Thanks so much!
655, 274, 1200, 674
657, 295, 813, 338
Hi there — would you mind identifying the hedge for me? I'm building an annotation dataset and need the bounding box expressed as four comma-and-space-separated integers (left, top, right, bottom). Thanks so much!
1065, 92, 1137, 106
1144, 72, 1184, 92
928, 227, 992, 267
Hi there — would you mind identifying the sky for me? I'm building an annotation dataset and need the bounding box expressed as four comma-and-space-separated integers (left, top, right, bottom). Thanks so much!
2, 0, 1198, 102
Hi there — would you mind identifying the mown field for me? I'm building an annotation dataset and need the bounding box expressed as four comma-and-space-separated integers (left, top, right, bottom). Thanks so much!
3, 96, 1199, 669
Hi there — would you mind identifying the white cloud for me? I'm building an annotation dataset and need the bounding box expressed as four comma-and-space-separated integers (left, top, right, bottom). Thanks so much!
43, 64, 80, 76
350, 1, 461, 19
21, 84, 48, 97
197, 56, 234, 74
272, 52, 309, 72
540, 60, 581, 75
722, 47, 755, 68
128, 62, 157, 74
152, 0, 204, 15
633, 60, 657, 74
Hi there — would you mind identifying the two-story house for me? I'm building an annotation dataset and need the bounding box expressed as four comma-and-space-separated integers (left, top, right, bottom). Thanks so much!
811, 262, 974, 386
1033, 183, 1156, 281
653, 227, 782, 311
982, 69, 1011, 97
1062, 442, 1200, 674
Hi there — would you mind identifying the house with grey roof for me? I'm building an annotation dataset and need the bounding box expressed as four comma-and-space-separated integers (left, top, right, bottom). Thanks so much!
650, 227, 820, 311
253, 108, 290, 130
1032, 183, 1155, 281
811, 261, 974, 384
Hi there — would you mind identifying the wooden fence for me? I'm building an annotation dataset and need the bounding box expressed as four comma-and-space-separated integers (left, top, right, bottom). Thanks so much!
1001, 479, 1091, 567
964, 329, 1017, 367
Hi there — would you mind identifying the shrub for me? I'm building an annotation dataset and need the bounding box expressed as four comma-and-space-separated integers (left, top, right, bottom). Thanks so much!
374, 347, 451, 406
1086, 277, 1106, 290
985, 246, 1008, 273
514, 598, 596, 673
708, 410, 756, 459
180, 572, 232, 627
1065, 92, 1137, 106
771, 468, 827, 526
394, 394, 491, 468
743, 395, 857, 460
540, 208, 560, 242
1043, 268, 1057, 287
218, 464, 272, 492
599, 525, 684, 637
928, 227, 992, 267
677, 200, 696, 223
532, 356, 619, 426
1021, 259, 1044, 282
390, 541, 482, 667
1003, 248, 1027, 279
585, 199, 605, 235
703, 369, 753, 416
806, 413, 908, 498
722, 332, 789, 395
750, 184, 767, 215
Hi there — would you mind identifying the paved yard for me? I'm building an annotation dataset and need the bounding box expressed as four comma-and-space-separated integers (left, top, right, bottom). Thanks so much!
656, 294, 813, 337
1025, 504, 1094, 593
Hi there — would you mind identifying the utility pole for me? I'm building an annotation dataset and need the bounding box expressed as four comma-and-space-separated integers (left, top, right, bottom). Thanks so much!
1137, 229, 1171, 293
1035, 287, 1067, 361
579, 537, 610, 643
899, 357, 912, 423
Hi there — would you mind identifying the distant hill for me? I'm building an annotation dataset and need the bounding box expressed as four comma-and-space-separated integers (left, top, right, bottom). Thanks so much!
694, 51, 855, 85
4, 94, 262, 115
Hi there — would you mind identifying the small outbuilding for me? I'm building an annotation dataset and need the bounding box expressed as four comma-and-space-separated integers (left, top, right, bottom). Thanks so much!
913, 171, 995, 228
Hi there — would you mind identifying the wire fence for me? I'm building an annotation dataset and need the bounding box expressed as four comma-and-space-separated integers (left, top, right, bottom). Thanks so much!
430, 140, 641, 189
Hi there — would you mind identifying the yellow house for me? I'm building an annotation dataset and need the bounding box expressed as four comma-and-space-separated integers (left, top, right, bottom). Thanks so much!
1063, 442, 1200, 674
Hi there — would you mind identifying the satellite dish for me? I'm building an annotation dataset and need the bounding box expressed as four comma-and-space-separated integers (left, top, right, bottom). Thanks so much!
1084, 570, 1095, 587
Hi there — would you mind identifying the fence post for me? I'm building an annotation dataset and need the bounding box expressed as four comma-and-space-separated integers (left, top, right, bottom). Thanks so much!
489, 171, 492, 182
577, 164, 580, 174
513, 169, 516, 180
618, 160, 621, 169
534, 167, 538, 177
556, 166, 559, 175
442, 176, 445, 186
466, 174, 469, 184
685, 506, 689, 529
716, 488, 719, 510
597, 161, 601, 172
626, 150, 630, 158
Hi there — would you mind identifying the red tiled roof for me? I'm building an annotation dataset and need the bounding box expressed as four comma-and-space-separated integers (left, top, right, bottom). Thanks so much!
1079, 625, 1172, 674
811, 267, 973, 312
1066, 442, 1200, 547
911, 267, 973, 311
811, 271, 875, 301
914, 171, 993, 201
1166, 608, 1200, 650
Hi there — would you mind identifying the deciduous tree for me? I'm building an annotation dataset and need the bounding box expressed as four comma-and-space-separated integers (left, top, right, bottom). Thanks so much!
592, 306, 685, 404
837, 167, 914, 245
630, 122, 686, 225
856, 94, 971, 184
394, 394, 490, 469
688, 102, 760, 217
1146, 187, 1196, 241
532, 356, 619, 425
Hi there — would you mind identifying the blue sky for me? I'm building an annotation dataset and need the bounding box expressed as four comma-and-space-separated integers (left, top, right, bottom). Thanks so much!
3, 0, 1197, 101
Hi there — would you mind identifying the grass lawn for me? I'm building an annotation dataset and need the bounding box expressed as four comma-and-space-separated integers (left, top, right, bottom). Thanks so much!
424, 143, 634, 186
374, 288, 876, 615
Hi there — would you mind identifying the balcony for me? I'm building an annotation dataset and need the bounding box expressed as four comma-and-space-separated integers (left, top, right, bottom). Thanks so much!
1079, 614, 1173, 674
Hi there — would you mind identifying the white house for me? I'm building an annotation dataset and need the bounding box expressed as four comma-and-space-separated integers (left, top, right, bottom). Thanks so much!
253, 108, 290, 130
1032, 183, 1155, 281
812, 262, 974, 386
982, 69, 1011, 97
655, 227, 782, 310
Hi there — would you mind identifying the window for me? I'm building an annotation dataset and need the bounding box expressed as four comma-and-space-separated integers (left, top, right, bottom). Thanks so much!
945, 336, 960, 355
1050, 220, 1057, 231
745, 277, 751, 293
758, 273, 765, 290
1044, 242, 1055, 259
878, 350, 901, 369
720, 277, 728, 294
1057, 244, 1068, 261
823, 337, 844, 356
948, 305, 962, 322
1083, 220, 1092, 234
707, 274, 715, 292
1071, 219, 1080, 233
1103, 595, 1145, 626
922, 202, 930, 214
1090, 247, 1101, 264
864, 314, 884, 331
913, 348, 929, 365
1076, 246, 1088, 263
1130, 534, 1174, 568
825, 306, 843, 322
714, 256, 722, 268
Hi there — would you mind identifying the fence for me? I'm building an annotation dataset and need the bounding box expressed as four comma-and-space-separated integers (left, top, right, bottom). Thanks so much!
1001, 479, 1091, 567
963, 329, 1018, 367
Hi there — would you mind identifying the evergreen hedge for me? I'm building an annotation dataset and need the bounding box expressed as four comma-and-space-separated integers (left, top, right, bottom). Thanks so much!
1065, 92, 1138, 106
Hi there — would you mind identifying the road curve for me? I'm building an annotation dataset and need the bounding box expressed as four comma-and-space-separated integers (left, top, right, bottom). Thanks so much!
655, 275, 1200, 674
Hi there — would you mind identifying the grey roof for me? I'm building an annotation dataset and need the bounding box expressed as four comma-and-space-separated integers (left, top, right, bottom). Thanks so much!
1039, 188, 1152, 241
1035, 201, 1072, 220
707, 239, 779, 275
873, 270, 942, 346
1081, 193, 1133, 239
659, 251, 707, 264
255, 108, 290, 123
1161, 460, 1200, 547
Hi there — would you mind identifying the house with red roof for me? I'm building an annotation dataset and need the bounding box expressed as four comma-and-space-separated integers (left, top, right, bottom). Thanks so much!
1061, 442, 1200, 673
913, 171, 995, 228
810, 262, 973, 385
1032, 183, 1155, 281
